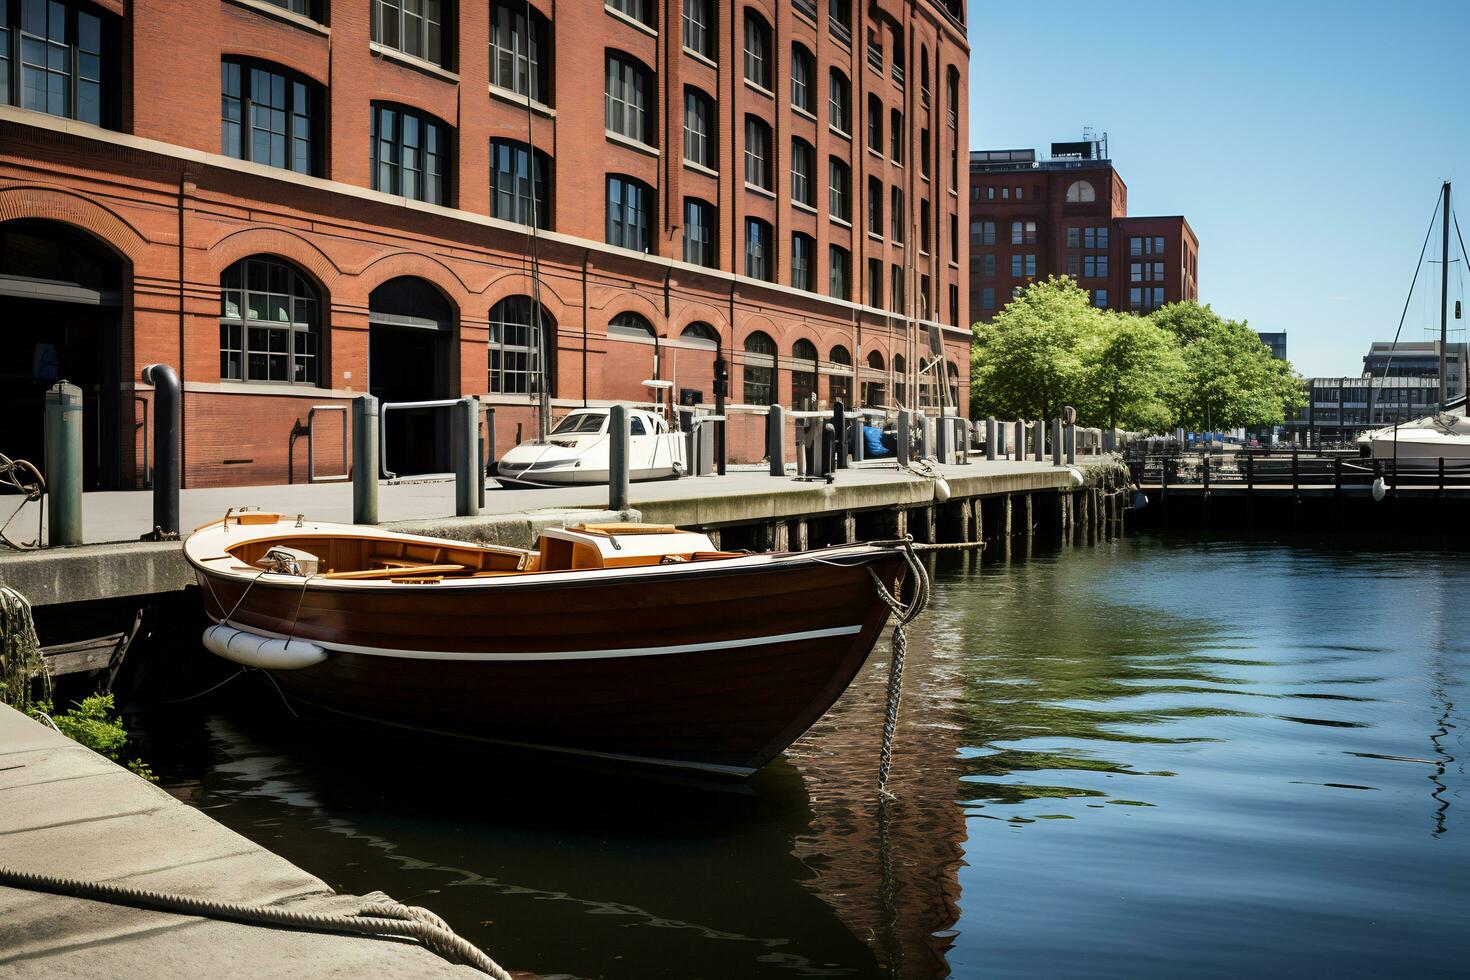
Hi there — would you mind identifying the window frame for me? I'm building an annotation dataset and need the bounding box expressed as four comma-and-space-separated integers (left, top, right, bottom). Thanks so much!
221, 58, 321, 176
489, 0, 550, 104
745, 217, 773, 281
488, 137, 551, 229
488, 295, 551, 396
744, 115, 772, 190
370, 102, 452, 205
371, 0, 452, 69
683, 86, 716, 168
742, 12, 771, 89
605, 51, 655, 146
607, 173, 654, 253
683, 197, 716, 267
219, 256, 322, 386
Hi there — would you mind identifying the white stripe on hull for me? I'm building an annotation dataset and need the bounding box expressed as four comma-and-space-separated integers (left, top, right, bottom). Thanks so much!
222, 622, 865, 662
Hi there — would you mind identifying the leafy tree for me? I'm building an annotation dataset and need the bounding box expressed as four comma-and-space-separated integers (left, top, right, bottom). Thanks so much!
970, 277, 1095, 422
1079, 311, 1184, 432
1149, 301, 1303, 431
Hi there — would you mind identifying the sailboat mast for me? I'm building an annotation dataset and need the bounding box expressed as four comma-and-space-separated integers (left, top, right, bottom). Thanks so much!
1440, 181, 1451, 410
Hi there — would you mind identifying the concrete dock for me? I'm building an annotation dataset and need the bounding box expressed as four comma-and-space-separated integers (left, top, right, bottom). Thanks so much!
0, 703, 488, 978
0, 458, 1086, 607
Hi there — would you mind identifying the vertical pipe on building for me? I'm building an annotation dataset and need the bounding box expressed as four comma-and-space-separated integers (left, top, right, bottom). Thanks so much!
176, 169, 189, 486
609, 404, 630, 512
352, 395, 379, 526
44, 381, 83, 547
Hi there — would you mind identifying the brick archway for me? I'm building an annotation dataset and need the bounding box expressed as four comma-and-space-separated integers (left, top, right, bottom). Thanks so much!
0, 185, 148, 265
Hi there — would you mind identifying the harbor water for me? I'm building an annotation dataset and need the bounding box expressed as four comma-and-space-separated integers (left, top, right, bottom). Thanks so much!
138, 535, 1469, 978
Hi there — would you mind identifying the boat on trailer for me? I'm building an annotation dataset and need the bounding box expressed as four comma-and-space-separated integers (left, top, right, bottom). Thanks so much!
184, 512, 916, 777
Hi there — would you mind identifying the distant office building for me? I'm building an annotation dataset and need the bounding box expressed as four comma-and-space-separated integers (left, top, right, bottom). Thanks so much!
1284, 376, 1441, 446
1258, 332, 1287, 360
1362, 341, 1466, 400
968, 137, 1199, 322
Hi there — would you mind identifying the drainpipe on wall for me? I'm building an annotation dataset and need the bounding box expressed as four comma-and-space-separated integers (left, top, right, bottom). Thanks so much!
176, 166, 191, 487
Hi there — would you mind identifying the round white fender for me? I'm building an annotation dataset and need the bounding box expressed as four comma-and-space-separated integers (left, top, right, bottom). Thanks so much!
202, 623, 327, 670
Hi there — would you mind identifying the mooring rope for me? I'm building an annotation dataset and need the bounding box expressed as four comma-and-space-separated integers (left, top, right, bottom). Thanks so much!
0, 865, 512, 978
0, 585, 51, 712
869, 541, 930, 799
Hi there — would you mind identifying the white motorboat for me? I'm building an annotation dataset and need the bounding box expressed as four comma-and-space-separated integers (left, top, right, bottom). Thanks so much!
1357, 405, 1470, 462
495, 406, 686, 486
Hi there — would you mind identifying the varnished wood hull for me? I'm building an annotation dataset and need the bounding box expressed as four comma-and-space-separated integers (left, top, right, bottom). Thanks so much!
195, 543, 906, 775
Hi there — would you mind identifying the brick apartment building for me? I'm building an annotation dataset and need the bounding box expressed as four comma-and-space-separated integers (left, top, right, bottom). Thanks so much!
0, 0, 969, 489
967, 138, 1197, 322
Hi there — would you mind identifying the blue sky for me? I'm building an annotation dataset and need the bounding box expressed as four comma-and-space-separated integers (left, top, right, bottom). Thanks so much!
967, 0, 1470, 377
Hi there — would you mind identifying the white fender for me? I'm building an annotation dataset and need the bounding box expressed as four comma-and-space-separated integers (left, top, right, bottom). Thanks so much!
203, 623, 327, 670
933, 477, 952, 503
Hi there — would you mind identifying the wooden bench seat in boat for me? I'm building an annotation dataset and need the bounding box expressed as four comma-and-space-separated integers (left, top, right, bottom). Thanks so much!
322, 564, 469, 580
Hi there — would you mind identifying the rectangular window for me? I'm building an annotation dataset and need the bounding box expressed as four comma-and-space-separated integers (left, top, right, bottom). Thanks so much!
986, 186, 995, 200
683, 198, 716, 266
1084, 255, 1108, 278
489, 1, 547, 103
982, 287, 995, 310
919, 200, 931, 253
372, 0, 446, 67
489, 139, 550, 228
1011, 254, 1022, 278
867, 175, 883, 235
745, 117, 771, 189
982, 254, 995, 278
972, 220, 995, 246
1093, 290, 1108, 308
792, 233, 814, 290
1026, 254, 1036, 277
371, 103, 449, 203
867, 94, 882, 152
828, 70, 849, 133
889, 108, 903, 162
683, 89, 714, 167
1084, 226, 1109, 249
607, 0, 651, 26
1066, 227, 1080, 248
1066, 254, 1080, 277
950, 214, 958, 256
746, 218, 772, 280
18, 1, 107, 124
890, 264, 905, 313
607, 175, 653, 252
920, 127, 930, 177
829, 0, 851, 45
682, 0, 714, 58
1012, 254, 1036, 277
829, 158, 851, 222
606, 54, 651, 145
867, 257, 883, 307
891, 187, 904, 242
829, 245, 850, 300
743, 15, 770, 89
791, 139, 814, 205
949, 284, 960, 327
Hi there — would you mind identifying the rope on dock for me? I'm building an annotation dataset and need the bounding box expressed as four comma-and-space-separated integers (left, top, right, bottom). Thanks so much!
908, 540, 986, 551
0, 865, 513, 979
870, 540, 930, 800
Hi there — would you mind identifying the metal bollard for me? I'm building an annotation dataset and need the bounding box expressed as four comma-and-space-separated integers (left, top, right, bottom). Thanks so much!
1034, 420, 1045, 462
897, 410, 911, 467
609, 404, 630, 510
850, 416, 866, 463
935, 413, 950, 464
44, 381, 83, 546
453, 396, 480, 517
1052, 418, 1063, 466
140, 364, 180, 539
822, 422, 837, 483
986, 417, 997, 461
767, 404, 786, 477
1065, 423, 1076, 464
1015, 420, 1026, 461
997, 421, 1007, 458
352, 395, 379, 525
831, 401, 846, 469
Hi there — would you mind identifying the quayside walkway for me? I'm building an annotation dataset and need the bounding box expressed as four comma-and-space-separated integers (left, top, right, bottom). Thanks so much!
0, 703, 491, 978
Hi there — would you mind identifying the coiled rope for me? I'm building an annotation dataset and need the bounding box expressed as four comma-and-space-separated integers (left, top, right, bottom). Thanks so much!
0, 865, 512, 978
869, 540, 930, 799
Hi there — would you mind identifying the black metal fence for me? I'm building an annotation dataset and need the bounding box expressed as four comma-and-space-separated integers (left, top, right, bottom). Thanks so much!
1126, 448, 1470, 492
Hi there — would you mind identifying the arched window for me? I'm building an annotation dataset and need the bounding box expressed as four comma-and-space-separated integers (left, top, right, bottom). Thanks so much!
372, 0, 452, 68
682, 0, 715, 59
790, 43, 814, 113
1066, 180, 1096, 203
828, 67, 850, 133
371, 102, 452, 205
684, 87, 716, 168
488, 295, 554, 395
221, 59, 322, 175
893, 353, 908, 408
742, 12, 771, 89
791, 339, 818, 409
946, 67, 960, 127
606, 51, 655, 146
609, 311, 656, 339
919, 46, 930, 101
219, 256, 321, 385
862, 350, 885, 406
680, 321, 719, 349
743, 330, 776, 404
830, 345, 853, 408
6, 2, 119, 127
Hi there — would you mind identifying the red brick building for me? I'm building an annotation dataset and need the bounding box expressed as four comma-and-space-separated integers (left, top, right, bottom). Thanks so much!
0, 0, 970, 489
967, 138, 1197, 323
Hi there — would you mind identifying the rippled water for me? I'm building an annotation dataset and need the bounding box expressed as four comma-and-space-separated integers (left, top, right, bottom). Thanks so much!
140, 535, 1469, 978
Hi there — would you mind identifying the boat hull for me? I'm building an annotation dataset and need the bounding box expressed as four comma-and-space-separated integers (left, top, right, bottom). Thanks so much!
195, 548, 905, 775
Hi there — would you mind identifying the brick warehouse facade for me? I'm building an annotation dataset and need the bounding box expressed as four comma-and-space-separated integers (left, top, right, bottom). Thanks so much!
0, 0, 969, 489
967, 139, 1197, 323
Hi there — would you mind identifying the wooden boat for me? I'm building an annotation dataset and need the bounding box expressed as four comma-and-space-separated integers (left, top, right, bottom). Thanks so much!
183, 512, 918, 777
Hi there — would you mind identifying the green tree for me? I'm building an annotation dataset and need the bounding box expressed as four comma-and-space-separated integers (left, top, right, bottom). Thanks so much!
971, 277, 1096, 421
1149, 301, 1303, 431
1079, 311, 1184, 432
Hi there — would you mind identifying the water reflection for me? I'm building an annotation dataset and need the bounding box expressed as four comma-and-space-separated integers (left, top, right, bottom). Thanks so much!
135, 535, 1469, 978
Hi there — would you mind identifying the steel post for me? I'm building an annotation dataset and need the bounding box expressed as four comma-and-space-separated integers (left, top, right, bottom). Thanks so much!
453, 396, 479, 517
43, 381, 83, 546
609, 404, 631, 510
986, 417, 997, 460
352, 395, 379, 525
767, 404, 786, 476
897, 410, 911, 466
140, 364, 179, 539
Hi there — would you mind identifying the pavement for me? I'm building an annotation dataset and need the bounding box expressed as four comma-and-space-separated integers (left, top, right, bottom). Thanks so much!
0, 703, 486, 978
